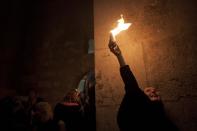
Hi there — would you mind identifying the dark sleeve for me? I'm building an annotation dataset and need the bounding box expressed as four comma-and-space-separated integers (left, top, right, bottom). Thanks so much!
120, 65, 142, 94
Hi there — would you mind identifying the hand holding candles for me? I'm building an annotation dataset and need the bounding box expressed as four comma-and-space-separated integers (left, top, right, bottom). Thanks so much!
108, 37, 126, 67
108, 39, 121, 56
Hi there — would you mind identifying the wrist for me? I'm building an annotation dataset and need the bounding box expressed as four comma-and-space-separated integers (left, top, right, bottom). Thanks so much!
117, 54, 126, 67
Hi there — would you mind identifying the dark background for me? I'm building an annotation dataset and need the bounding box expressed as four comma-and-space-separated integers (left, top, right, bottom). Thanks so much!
0, 0, 94, 103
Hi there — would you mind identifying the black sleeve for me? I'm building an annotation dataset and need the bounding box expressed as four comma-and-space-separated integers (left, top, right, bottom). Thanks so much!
120, 65, 142, 94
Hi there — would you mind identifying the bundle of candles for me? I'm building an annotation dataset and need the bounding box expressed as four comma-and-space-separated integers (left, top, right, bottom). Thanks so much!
110, 14, 132, 42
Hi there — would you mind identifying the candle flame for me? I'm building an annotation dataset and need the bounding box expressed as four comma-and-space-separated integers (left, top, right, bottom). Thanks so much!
110, 15, 132, 38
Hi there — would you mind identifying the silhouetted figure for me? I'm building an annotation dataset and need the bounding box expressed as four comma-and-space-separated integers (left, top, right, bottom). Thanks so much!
54, 72, 96, 131
0, 95, 28, 131
31, 102, 57, 131
54, 89, 84, 131
108, 39, 179, 131
24, 88, 44, 129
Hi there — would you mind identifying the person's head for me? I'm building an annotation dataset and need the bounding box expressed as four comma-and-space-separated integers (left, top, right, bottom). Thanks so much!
144, 87, 161, 101
63, 89, 80, 105
33, 102, 53, 123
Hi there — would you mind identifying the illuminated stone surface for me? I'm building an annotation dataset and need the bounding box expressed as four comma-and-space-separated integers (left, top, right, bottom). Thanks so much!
94, 0, 197, 131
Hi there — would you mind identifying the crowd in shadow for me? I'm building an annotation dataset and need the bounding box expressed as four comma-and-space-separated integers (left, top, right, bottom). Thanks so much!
0, 72, 95, 131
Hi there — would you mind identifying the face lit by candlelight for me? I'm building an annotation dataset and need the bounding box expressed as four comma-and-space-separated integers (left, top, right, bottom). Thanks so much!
144, 87, 161, 101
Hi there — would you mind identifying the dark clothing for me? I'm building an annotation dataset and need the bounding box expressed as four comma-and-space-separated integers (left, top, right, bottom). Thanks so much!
0, 96, 29, 131
24, 97, 44, 128
33, 119, 58, 131
54, 103, 84, 131
117, 65, 178, 131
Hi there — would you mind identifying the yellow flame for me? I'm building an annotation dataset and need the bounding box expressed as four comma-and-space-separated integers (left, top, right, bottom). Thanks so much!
110, 15, 132, 37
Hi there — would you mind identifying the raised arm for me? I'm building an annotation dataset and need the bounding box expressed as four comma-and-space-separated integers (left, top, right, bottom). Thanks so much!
108, 37, 141, 94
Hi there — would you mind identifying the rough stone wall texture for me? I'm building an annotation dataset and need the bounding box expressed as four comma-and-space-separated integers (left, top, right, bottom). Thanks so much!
94, 0, 197, 131
1, 0, 94, 107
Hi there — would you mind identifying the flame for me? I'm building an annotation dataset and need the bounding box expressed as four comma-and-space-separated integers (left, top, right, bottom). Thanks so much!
110, 15, 132, 39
